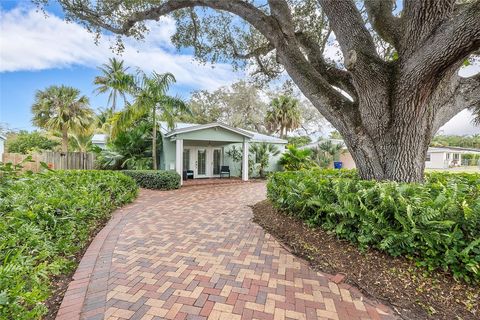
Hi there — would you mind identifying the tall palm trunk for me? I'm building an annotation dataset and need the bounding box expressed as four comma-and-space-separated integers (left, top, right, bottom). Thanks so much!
61, 127, 69, 152
152, 108, 157, 170
112, 89, 117, 112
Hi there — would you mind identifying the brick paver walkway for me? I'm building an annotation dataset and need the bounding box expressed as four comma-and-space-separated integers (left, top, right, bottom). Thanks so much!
57, 182, 396, 320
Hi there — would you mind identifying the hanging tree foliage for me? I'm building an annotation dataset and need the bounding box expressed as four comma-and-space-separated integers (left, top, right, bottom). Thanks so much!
35, 0, 480, 182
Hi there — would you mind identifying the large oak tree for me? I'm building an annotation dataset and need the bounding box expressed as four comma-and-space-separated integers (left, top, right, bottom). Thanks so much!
40, 0, 480, 182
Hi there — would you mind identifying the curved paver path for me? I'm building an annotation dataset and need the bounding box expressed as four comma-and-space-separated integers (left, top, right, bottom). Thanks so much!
57, 182, 396, 320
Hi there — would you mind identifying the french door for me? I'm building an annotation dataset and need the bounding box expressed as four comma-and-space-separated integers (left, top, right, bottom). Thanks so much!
184, 147, 222, 178
196, 148, 207, 178
212, 148, 222, 176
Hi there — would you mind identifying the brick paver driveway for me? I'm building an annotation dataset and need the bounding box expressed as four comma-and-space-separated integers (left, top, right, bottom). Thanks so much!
57, 182, 396, 320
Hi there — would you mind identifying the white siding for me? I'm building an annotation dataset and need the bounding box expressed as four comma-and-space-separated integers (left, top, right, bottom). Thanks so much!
425, 152, 447, 169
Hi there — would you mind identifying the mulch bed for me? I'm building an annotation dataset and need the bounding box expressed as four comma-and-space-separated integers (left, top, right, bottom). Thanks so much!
251, 200, 479, 320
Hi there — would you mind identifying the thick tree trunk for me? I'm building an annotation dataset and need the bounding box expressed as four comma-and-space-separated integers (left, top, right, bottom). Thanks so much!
334, 96, 435, 182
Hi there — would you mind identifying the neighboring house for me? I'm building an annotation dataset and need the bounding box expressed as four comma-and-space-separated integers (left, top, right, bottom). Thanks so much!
425, 146, 480, 169
300, 139, 356, 169
299, 140, 480, 170
92, 134, 107, 149
0, 134, 5, 162
92, 122, 287, 184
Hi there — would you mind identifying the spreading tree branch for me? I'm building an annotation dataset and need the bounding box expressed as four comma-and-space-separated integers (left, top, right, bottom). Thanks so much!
231, 42, 275, 60
59, 0, 280, 43
401, 0, 457, 57
401, 1, 480, 94
432, 72, 480, 133
364, 0, 400, 49
318, 0, 380, 68
295, 32, 357, 100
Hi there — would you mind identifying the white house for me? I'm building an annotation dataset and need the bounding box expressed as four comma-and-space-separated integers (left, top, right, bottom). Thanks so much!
0, 134, 6, 162
425, 146, 480, 169
302, 140, 480, 170
92, 134, 107, 149
91, 122, 287, 183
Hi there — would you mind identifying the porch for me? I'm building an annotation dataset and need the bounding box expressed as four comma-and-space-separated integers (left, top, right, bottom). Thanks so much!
182, 177, 244, 187
175, 139, 249, 185
163, 123, 253, 185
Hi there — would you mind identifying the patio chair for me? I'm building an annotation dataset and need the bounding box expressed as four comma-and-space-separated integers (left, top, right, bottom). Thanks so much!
183, 170, 194, 180
219, 166, 231, 178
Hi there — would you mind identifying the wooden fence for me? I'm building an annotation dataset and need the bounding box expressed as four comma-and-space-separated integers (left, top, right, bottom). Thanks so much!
2, 152, 96, 172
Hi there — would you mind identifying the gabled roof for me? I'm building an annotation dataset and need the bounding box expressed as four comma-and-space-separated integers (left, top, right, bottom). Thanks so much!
161, 122, 288, 144
164, 122, 254, 139
91, 123, 288, 145
428, 146, 480, 154
243, 129, 288, 144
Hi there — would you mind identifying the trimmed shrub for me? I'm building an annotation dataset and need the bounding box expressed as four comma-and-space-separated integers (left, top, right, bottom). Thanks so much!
122, 170, 181, 190
0, 170, 138, 319
267, 169, 480, 283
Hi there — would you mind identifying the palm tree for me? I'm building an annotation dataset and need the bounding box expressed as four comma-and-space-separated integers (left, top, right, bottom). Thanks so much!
71, 124, 96, 152
32, 86, 94, 152
112, 71, 189, 170
311, 140, 346, 168
94, 58, 134, 111
279, 145, 316, 171
249, 142, 280, 178
265, 95, 302, 138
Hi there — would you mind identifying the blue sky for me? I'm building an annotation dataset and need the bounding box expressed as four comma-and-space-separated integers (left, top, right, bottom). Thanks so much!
0, 0, 479, 135
0, 0, 240, 131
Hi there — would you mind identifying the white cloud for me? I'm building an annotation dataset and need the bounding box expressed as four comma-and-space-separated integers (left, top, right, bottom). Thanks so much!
1, 6, 478, 135
0, 7, 240, 90
440, 65, 480, 135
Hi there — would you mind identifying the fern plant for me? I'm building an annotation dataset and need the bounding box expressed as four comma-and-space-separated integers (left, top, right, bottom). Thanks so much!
267, 169, 480, 283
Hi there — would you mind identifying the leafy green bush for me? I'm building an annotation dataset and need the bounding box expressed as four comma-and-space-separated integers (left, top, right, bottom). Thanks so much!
0, 170, 138, 319
279, 145, 316, 170
462, 153, 480, 166
122, 170, 180, 190
95, 117, 159, 170
267, 169, 480, 283
6, 130, 59, 153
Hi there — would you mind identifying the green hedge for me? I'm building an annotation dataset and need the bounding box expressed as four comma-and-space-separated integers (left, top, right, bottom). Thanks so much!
0, 170, 138, 319
122, 170, 181, 190
267, 169, 480, 283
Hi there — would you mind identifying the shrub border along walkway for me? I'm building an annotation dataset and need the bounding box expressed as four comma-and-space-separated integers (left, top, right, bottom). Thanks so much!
56, 203, 134, 319
252, 199, 480, 320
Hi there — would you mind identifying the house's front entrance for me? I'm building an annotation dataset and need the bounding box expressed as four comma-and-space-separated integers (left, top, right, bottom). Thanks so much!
183, 146, 223, 178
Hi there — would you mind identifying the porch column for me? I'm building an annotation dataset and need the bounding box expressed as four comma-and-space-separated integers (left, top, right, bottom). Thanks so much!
242, 139, 249, 181
176, 138, 183, 185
